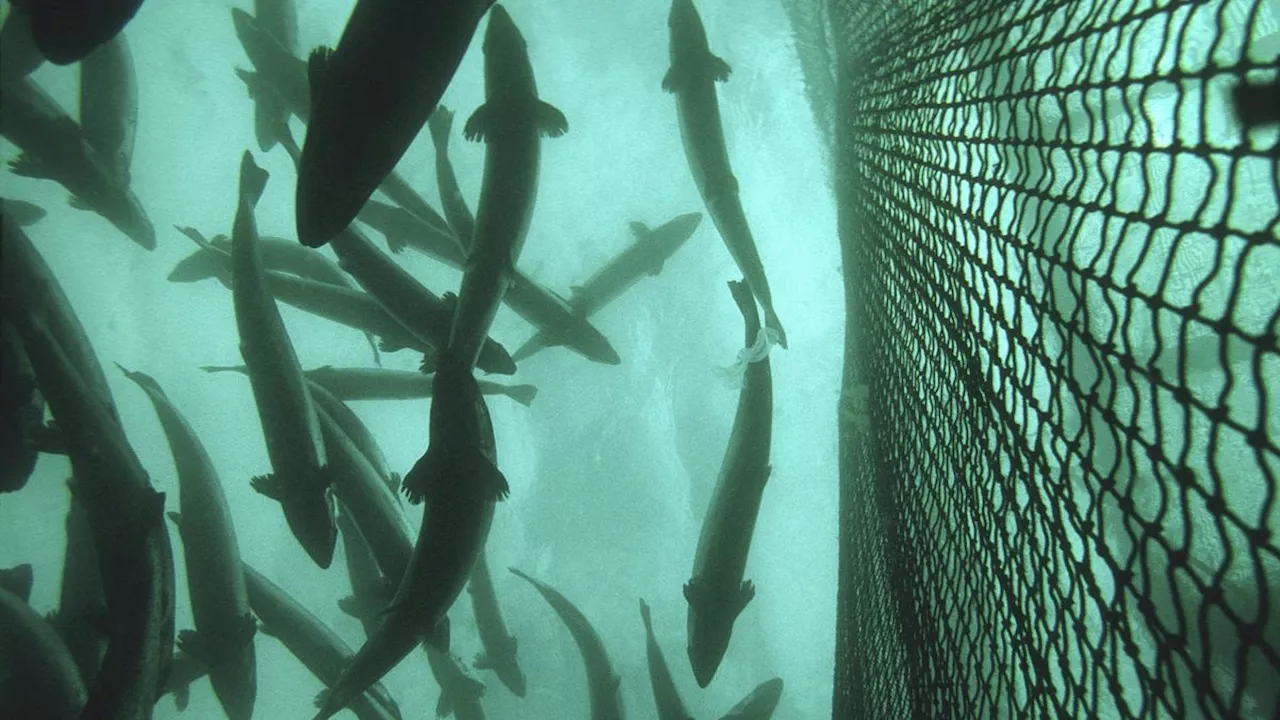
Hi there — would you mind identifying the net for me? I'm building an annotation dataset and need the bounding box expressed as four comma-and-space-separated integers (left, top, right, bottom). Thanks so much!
821, 0, 1280, 717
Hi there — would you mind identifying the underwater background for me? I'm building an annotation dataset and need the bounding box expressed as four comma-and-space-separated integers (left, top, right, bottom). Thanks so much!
3, 0, 1279, 718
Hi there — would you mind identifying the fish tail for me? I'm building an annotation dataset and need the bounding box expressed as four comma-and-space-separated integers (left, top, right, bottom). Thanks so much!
238, 151, 269, 207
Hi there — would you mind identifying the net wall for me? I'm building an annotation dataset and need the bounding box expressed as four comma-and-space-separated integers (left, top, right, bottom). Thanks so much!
826, 0, 1280, 717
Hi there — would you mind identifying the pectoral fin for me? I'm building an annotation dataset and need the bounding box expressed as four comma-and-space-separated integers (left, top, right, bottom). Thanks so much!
535, 101, 569, 138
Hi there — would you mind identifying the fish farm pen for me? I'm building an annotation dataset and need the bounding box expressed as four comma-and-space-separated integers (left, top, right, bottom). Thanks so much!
1, 0, 1277, 719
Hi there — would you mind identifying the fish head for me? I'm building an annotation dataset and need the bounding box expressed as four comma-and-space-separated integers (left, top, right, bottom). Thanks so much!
667, 212, 703, 241
496, 656, 527, 698
686, 617, 731, 688
104, 188, 157, 251
481, 5, 536, 97
724, 677, 784, 718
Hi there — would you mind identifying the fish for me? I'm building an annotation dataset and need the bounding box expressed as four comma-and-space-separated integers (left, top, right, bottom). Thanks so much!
79, 34, 137, 183
314, 351, 509, 720
329, 226, 518, 375
0, 585, 88, 719
243, 563, 403, 720
0, 305, 174, 720
226, 151, 336, 568
175, 227, 430, 361
50, 479, 109, 688
0, 215, 121, 422
160, 651, 208, 712
639, 599, 693, 720
512, 213, 703, 362
1, 197, 47, 225
0, 76, 155, 249
427, 106, 477, 245
450, 5, 569, 369
468, 549, 526, 697
308, 381, 402, 503
356, 197, 465, 261
295, 0, 497, 247
0, 317, 42, 493
0, 564, 34, 601
664, 0, 786, 348
0, 5, 45, 83
510, 568, 624, 720
426, 645, 489, 720
169, 227, 382, 362
717, 678, 783, 720
250, 0, 297, 151
303, 364, 538, 407
10, 0, 145, 64
118, 366, 257, 720
685, 280, 774, 687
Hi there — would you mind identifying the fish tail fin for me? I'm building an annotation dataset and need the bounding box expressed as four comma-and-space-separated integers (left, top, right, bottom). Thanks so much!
116, 363, 164, 396
764, 309, 787, 350
507, 384, 538, 407
639, 598, 653, 631
238, 151, 269, 207
428, 106, 454, 150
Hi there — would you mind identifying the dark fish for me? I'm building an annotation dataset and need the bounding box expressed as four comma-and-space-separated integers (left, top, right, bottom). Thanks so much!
0, 564, 34, 601
0, 585, 87, 719
1, 197, 47, 225
639, 599, 692, 720
664, 0, 785, 348
0, 306, 174, 720
175, 227, 427, 360
0, 6, 45, 83
304, 365, 538, 406
328, 226, 518, 375
308, 381, 401, 502
11, 0, 145, 64
250, 0, 296, 152
0, 317, 41, 493
227, 151, 336, 568
243, 563, 402, 720
512, 213, 702, 362
169, 228, 382, 362
51, 479, 109, 688
0, 215, 120, 421
469, 549, 526, 697
426, 644, 488, 720
450, 5, 568, 369
717, 678, 783, 720
314, 352, 509, 720
79, 34, 137, 182
335, 506, 398, 638
118, 366, 257, 720
427, 106, 477, 245
0, 76, 155, 249
295, 0, 496, 247
357, 197, 468, 263
510, 568, 624, 720
160, 651, 208, 712
685, 280, 774, 687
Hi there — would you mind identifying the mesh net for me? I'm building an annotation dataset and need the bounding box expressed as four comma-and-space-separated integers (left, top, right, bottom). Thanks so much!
820, 0, 1280, 717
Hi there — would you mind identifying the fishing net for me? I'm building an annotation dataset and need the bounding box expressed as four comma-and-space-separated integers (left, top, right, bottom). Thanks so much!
805, 0, 1280, 716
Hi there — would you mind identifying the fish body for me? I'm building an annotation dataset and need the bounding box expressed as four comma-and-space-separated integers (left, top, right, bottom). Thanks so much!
243, 563, 402, 720
450, 5, 568, 369
0, 76, 155, 249
718, 678, 783, 720
0, 586, 88, 719
316, 352, 509, 720
304, 365, 538, 406
228, 152, 336, 568
79, 34, 137, 182
169, 231, 350, 287
468, 549, 526, 696
308, 381, 401, 502
335, 506, 398, 638
357, 198, 461, 261
52, 480, 108, 687
685, 280, 774, 687
296, 0, 496, 247
250, 0, 296, 151
427, 644, 489, 720
664, 0, 785, 347
119, 367, 257, 720
427, 106, 477, 245
0, 309, 174, 720
0, 6, 44, 83
511, 568, 624, 720
0, 318, 41, 493
329, 227, 517, 375
640, 599, 693, 720
15, 0, 144, 64
231, 8, 309, 134
513, 213, 702, 362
